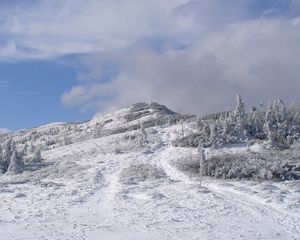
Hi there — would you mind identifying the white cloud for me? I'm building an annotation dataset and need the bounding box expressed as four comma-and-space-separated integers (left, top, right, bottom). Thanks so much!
0, 0, 191, 61
1, 0, 300, 115
62, 17, 300, 114
1, 0, 282, 61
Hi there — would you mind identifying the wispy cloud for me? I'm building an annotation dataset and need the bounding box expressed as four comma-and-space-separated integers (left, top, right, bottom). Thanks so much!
0, 0, 191, 61
0, 80, 9, 88
15, 91, 40, 95
2, 0, 292, 61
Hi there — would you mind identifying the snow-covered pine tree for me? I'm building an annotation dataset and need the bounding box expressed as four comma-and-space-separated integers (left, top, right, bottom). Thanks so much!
265, 103, 274, 146
248, 104, 267, 140
7, 150, 24, 174
248, 106, 257, 137
1, 137, 14, 172
264, 100, 289, 149
286, 103, 300, 144
233, 94, 248, 141
274, 99, 289, 148
196, 120, 210, 147
215, 118, 226, 146
265, 102, 278, 148
209, 123, 219, 147
32, 149, 43, 163
221, 116, 234, 144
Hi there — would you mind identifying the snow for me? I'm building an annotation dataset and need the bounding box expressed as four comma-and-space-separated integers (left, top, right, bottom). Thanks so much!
0, 128, 10, 135
207, 142, 263, 156
1, 104, 300, 240
34, 122, 66, 129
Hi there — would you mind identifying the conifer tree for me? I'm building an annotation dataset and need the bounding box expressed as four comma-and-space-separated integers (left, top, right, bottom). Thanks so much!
233, 94, 248, 141
32, 149, 43, 163
7, 150, 24, 174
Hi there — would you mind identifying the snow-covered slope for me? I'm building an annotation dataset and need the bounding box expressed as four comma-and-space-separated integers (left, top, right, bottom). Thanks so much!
0, 103, 300, 240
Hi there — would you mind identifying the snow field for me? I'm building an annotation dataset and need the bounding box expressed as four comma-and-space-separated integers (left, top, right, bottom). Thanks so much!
1, 102, 300, 240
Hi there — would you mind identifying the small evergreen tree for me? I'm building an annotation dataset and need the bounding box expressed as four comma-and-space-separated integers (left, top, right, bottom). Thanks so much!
209, 123, 219, 147
7, 150, 24, 174
2, 137, 14, 171
233, 94, 248, 141
32, 149, 43, 163
264, 100, 289, 149
265, 103, 277, 147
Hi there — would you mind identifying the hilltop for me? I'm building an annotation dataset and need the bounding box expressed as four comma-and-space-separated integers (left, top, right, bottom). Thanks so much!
0, 100, 300, 239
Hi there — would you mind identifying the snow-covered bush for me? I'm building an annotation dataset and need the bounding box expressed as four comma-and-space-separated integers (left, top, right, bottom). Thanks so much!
0, 136, 45, 174
62, 136, 72, 146
93, 122, 105, 139
0, 138, 25, 174
31, 149, 43, 164
204, 152, 300, 180
119, 164, 166, 185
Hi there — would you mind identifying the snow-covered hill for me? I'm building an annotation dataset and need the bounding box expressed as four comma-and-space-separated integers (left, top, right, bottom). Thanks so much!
0, 102, 300, 240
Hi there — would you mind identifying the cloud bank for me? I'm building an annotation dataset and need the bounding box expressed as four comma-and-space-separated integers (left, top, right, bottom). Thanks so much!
62, 17, 300, 114
1, 0, 300, 114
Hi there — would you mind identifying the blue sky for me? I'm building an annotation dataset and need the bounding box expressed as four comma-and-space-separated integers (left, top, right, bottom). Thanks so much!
0, 60, 91, 130
0, 0, 300, 130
